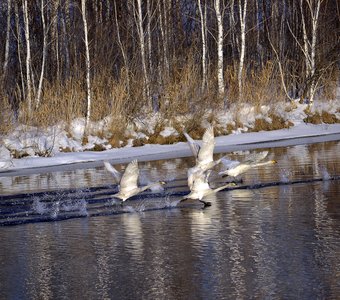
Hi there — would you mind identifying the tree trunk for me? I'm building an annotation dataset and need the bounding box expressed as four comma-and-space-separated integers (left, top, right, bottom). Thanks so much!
23, 0, 33, 116
36, 0, 48, 109
198, 0, 207, 91
136, 0, 151, 109
238, 0, 247, 101
2, 0, 12, 86
81, 0, 92, 131
214, 0, 225, 101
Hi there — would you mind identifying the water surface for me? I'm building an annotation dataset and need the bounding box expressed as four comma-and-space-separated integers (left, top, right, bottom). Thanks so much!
0, 141, 340, 299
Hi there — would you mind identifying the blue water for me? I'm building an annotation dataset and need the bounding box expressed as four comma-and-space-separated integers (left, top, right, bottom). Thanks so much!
0, 141, 339, 299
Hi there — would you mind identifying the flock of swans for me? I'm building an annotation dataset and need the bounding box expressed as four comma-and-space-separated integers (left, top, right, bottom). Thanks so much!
104, 125, 277, 208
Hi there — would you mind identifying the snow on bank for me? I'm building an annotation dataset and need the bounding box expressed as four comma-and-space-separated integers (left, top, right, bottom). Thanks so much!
0, 100, 339, 173
0, 123, 339, 174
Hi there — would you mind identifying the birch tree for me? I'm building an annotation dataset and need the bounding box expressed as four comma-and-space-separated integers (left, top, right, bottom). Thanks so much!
81, 0, 92, 130
299, 0, 322, 104
136, 0, 151, 108
36, 0, 47, 109
214, 0, 225, 100
23, 0, 33, 115
2, 0, 12, 85
237, 0, 247, 101
198, 0, 208, 90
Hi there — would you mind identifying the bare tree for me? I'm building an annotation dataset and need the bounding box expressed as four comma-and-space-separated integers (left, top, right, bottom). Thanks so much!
299, 0, 323, 104
214, 0, 225, 100
23, 0, 33, 115
237, 0, 247, 101
81, 0, 92, 130
198, 0, 208, 90
135, 0, 151, 109
36, 0, 48, 109
2, 0, 12, 86
114, 0, 130, 96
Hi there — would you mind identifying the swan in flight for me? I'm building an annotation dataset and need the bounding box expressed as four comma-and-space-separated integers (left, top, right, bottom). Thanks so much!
184, 125, 225, 188
180, 169, 235, 208
184, 125, 222, 171
104, 160, 165, 203
219, 151, 277, 180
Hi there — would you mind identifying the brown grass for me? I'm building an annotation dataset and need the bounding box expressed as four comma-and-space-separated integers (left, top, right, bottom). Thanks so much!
251, 113, 293, 132
304, 110, 339, 124
0, 96, 13, 135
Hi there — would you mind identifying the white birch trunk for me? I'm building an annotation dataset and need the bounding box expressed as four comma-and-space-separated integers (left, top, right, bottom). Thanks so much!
36, 0, 47, 109
198, 0, 207, 90
81, 0, 92, 130
146, 0, 152, 74
2, 0, 12, 82
299, 0, 322, 104
136, 0, 151, 108
214, 0, 225, 99
238, 0, 247, 101
309, 0, 321, 104
23, 0, 33, 116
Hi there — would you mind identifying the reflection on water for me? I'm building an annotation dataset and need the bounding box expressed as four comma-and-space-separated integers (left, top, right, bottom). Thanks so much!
0, 141, 340, 299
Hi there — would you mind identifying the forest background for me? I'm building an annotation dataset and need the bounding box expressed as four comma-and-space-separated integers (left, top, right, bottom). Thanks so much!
0, 0, 339, 150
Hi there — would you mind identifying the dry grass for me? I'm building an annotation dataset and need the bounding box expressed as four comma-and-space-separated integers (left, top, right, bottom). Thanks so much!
2, 56, 339, 151
251, 113, 293, 132
304, 110, 339, 124
0, 96, 14, 135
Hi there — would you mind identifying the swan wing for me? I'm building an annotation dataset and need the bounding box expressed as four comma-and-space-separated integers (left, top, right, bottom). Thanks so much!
183, 131, 200, 158
221, 157, 241, 169
243, 151, 269, 165
197, 126, 215, 165
120, 160, 139, 192
104, 161, 122, 183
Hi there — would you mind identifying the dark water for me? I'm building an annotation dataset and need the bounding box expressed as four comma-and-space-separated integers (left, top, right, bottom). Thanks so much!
0, 141, 340, 299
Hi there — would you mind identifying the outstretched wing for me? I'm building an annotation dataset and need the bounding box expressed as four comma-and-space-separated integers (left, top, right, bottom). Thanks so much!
103, 161, 122, 183
220, 157, 241, 170
243, 151, 268, 165
120, 160, 139, 192
183, 131, 200, 158
197, 126, 215, 165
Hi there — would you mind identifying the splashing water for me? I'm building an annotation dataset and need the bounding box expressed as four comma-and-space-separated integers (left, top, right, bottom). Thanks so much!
32, 198, 49, 215
50, 201, 60, 219
280, 169, 291, 183
320, 166, 331, 180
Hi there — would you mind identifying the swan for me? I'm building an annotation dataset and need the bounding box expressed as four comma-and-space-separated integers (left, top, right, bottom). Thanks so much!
219, 151, 277, 180
184, 126, 225, 188
104, 160, 165, 203
184, 125, 222, 171
180, 169, 235, 207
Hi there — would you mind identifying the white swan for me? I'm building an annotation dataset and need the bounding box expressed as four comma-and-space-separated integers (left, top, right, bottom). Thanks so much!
180, 169, 235, 207
219, 151, 277, 179
184, 125, 222, 171
104, 160, 165, 203
184, 125, 225, 188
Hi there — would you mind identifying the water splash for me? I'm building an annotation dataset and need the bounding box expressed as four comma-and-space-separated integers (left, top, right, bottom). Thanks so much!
32, 198, 49, 215
50, 201, 60, 219
279, 169, 291, 183
61, 199, 88, 216
319, 166, 331, 181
